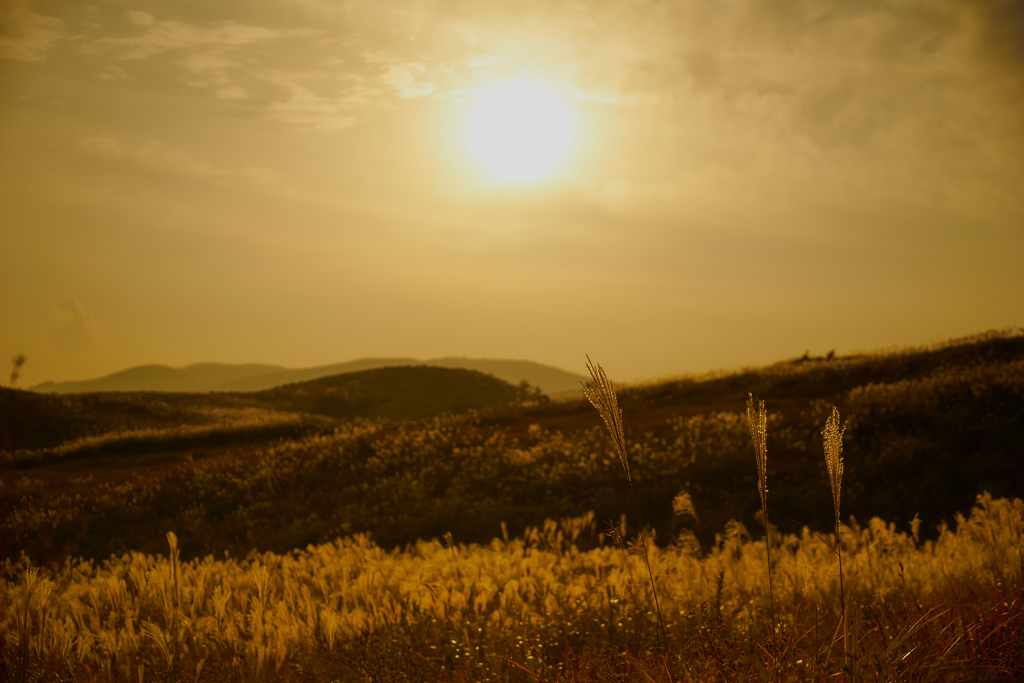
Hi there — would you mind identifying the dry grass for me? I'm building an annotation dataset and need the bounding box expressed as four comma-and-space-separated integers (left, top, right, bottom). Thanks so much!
1, 494, 1022, 681
583, 357, 668, 653
823, 405, 848, 668
3, 336, 1023, 680
745, 393, 777, 651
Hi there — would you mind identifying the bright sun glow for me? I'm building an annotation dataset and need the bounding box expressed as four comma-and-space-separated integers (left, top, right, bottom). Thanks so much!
464, 81, 575, 182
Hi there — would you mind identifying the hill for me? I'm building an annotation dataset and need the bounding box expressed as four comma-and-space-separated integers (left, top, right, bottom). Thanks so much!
3, 328, 1022, 566
1, 365, 536, 457
253, 365, 537, 421
211, 357, 422, 391
425, 357, 585, 395
30, 357, 587, 395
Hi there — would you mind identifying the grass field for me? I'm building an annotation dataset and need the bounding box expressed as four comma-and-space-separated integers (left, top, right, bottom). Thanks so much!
2, 330, 1023, 680
3, 495, 1022, 681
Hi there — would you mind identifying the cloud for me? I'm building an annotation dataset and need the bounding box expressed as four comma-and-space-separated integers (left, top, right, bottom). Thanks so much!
96, 65, 127, 81
79, 135, 229, 180
77, 135, 299, 199
85, 11, 317, 101
48, 0, 1024, 165
467, 54, 500, 68
266, 74, 360, 132
383, 62, 437, 98
973, 0, 1024, 72
0, 0, 64, 62
99, 15, 282, 61
48, 299, 101, 354
127, 11, 155, 28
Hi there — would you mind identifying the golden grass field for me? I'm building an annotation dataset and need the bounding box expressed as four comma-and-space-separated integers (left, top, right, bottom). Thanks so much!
3, 495, 1022, 681
3, 332, 1024, 681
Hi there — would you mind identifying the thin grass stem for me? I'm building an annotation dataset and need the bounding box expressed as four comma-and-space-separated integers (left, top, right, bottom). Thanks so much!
583, 357, 668, 652
746, 394, 778, 654
823, 406, 848, 673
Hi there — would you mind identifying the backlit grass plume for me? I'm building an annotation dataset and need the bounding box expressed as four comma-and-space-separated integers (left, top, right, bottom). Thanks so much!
746, 393, 768, 511
823, 406, 849, 664
823, 406, 845, 530
745, 393, 777, 648
582, 356, 629, 481
583, 356, 666, 651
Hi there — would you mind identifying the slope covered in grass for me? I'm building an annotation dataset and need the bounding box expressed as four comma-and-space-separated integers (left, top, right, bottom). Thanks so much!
4, 330, 1022, 566
253, 365, 540, 420
0, 365, 537, 458
3, 330, 1024, 681
0, 387, 265, 453
3, 495, 1022, 682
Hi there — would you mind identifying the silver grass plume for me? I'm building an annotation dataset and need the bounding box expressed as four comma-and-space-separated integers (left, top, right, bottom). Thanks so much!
823, 405, 849, 664
823, 406, 845, 529
746, 394, 768, 511
583, 356, 667, 651
583, 356, 630, 482
746, 392, 777, 648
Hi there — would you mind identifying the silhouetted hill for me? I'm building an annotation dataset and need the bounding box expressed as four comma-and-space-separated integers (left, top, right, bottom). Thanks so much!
213, 358, 422, 391
254, 365, 534, 420
2, 365, 536, 454
0, 386, 265, 452
31, 362, 286, 394
180, 362, 286, 385
30, 357, 587, 395
425, 357, 585, 395
32, 365, 207, 393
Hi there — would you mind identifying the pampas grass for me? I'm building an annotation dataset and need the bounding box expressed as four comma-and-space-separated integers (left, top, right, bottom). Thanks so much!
745, 393, 777, 649
583, 356, 668, 651
823, 405, 848, 667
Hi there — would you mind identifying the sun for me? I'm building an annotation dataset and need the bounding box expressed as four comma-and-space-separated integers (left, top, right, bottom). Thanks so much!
463, 81, 575, 182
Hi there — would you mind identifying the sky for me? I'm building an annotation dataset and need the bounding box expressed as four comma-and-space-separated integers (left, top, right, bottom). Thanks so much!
2, 0, 1023, 386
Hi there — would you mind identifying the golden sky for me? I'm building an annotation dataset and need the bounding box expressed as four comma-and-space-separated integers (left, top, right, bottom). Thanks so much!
2, 0, 1023, 385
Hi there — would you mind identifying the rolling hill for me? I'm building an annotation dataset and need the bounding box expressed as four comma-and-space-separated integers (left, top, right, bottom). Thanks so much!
254, 365, 535, 420
5, 328, 1022, 567
1, 365, 539, 455
30, 357, 587, 396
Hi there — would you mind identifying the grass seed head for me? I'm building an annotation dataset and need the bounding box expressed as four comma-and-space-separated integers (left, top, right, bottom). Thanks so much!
745, 393, 768, 510
672, 491, 698, 522
823, 406, 845, 527
583, 356, 629, 481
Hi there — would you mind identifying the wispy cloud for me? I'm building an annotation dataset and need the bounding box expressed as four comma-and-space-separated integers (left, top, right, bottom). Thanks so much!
0, 0, 64, 62
265, 74, 360, 132
78, 135, 285, 193
80, 135, 229, 181
97, 13, 284, 61
84, 10, 316, 101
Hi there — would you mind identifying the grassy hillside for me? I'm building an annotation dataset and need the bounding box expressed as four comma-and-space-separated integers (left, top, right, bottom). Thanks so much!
0, 387, 262, 453
0, 365, 537, 458
3, 329, 1021, 566
254, 365, 540, 420
3, 497, 1021, 682
2, 330, 1023, 681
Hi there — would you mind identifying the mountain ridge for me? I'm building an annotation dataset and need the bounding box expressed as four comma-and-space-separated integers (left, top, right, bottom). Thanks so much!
31, 357, 587, 396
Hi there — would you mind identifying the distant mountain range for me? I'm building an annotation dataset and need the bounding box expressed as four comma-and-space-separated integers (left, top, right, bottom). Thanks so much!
31, 357, 588, 396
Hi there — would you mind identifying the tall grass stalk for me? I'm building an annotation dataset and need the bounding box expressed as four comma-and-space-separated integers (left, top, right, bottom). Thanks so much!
745, 393, 777, 650
583, 357, 668, 652
823, 406, 848, 668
